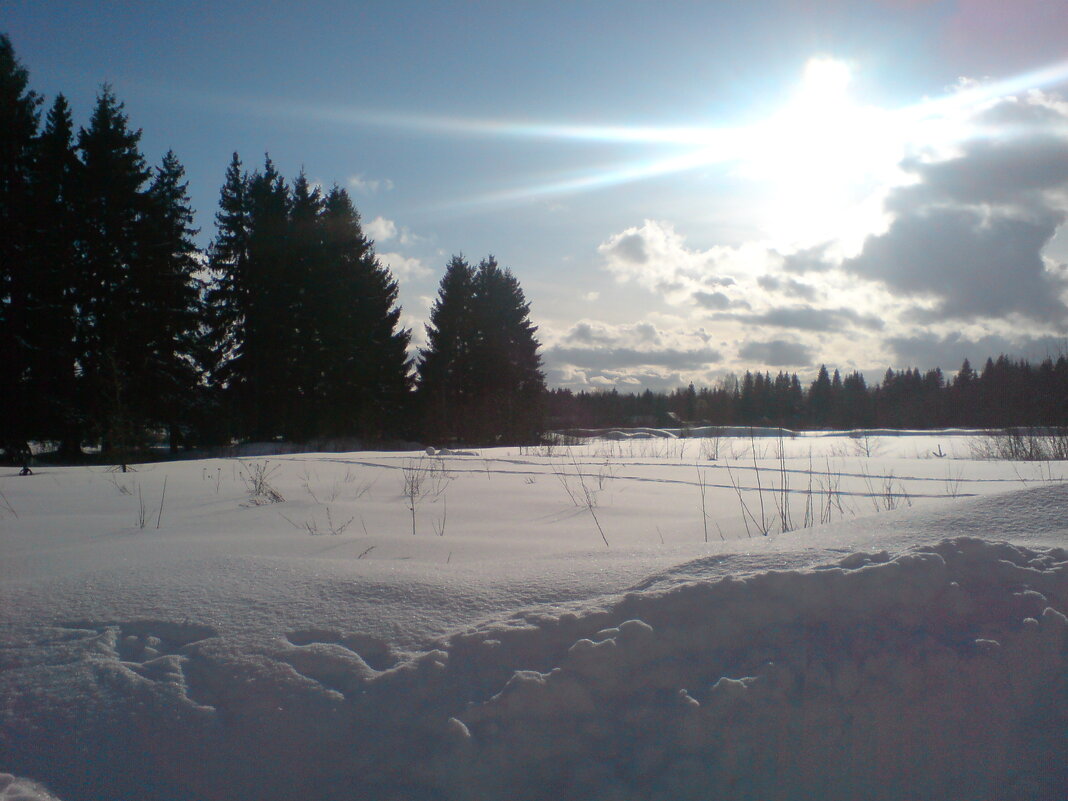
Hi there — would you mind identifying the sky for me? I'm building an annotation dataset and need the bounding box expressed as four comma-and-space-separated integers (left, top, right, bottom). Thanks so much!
6, 0, 1068, 392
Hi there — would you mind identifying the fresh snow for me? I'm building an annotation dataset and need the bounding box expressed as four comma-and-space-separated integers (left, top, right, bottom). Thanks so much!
0, 431, 1065, 800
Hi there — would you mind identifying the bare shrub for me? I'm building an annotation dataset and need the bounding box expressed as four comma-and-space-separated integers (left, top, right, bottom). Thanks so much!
970, 428, 1068, 462
402, 458, 452, 535
241, 461, 285, 505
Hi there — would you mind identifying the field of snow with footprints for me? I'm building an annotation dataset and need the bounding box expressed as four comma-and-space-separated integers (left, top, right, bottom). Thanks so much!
1, 428, 1066, 800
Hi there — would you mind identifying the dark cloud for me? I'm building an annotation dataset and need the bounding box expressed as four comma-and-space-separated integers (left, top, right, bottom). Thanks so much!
780, 243, 834, 274
725, 306, 883, 332
693, 290, 731, 310
565, 322, 616, 345
632, 322, 659, 342
545, 346, 723, 372
737, 340, 814, 367
757, 274, 819, 301
887, 331, 1068, 370
564, 321, 661, 346
894, 134, 1068, 208
845, 206, 1066, 322
974, 97, 1067, 130
785, 96, 1068, 324
604, 232, 648, 264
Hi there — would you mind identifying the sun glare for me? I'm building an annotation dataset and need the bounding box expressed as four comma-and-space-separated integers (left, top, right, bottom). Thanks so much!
404, 54, 1068, 243
735, 57, 909, 247
800, 57, 853, 108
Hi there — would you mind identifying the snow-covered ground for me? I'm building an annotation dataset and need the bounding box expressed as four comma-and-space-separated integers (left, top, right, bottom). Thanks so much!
1, 430, 1065, 800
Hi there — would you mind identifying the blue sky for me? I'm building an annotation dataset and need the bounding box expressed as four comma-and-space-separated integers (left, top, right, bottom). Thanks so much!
6, 0, 1068, 390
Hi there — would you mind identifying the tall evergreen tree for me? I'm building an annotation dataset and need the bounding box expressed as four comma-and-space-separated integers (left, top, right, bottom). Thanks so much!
809, 365, 833, 428
418, 255, 545, 444
418, 255, 477, 442
285, 170, 326, 436
205, 155, 292, 440
316, 186, 412, 439
242, 156, 292, 438
205, 151, 251, 439
206, 160, 412, 442
137, 150, 204, 450
76, 85, 154, 455
468, 257, 545, 443
27, 94, 82, 456
0, 34, 41, 459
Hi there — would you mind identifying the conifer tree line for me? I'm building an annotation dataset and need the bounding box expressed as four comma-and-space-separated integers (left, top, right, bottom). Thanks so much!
0, 35, 546, 460
548, 356, 1068, 431
204, 153, 414, 444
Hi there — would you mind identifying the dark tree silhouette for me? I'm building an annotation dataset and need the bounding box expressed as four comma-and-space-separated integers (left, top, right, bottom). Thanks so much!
205, 151, 251, 440
138, 150, 204, 451
418, 255, 477, 443
75, 85, 154, 458
418, 255, 545, 444
207, 157, 412, 442
27, 95, 82, 457
0, 34, 41, 460
315, 185, 412, 440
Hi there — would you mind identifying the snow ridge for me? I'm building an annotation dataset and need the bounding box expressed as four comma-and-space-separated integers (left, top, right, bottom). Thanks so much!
3, 537, 1065, 800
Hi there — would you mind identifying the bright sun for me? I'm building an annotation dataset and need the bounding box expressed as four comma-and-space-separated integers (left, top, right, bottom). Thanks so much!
740, 57, 908, 248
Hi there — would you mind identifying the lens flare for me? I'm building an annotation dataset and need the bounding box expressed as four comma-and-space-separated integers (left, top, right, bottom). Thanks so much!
283, 56, 1068, 234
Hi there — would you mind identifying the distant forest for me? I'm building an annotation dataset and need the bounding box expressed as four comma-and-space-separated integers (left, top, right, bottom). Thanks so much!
547, 357, 1068, 431
2, 34, 1066, 464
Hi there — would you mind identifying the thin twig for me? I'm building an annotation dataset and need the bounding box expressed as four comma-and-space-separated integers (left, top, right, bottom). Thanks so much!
155, 476, 167, 529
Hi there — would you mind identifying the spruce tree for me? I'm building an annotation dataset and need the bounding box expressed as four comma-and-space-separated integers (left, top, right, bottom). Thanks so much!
138, 150, 204, 450
205, 152, 251, 439
317, 186, 412, 439
207, 159, 413, 443
808, 365, 833, 428
206, 154, 292, 440
473, 256, 545, 443
243, 156, 292, 438
76, 85, 154, 456
0, 34, 41, 459
28, 95, 83, 456
285, 170, 326, 437
418, 255, 477, 442
418, 255, 545, 444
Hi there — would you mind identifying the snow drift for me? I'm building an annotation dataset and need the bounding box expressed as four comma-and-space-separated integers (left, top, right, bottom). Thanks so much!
2, 536, 1065, 800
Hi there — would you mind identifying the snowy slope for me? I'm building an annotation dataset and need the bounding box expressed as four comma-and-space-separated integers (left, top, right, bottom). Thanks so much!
0, 434, 1065, 800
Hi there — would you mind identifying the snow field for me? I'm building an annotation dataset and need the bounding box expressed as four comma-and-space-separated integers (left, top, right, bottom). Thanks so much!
0, 431, 1066, 799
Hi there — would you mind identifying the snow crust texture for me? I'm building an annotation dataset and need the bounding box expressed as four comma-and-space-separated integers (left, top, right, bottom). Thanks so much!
2, 537, 1065, 800
0, 774, 62, 801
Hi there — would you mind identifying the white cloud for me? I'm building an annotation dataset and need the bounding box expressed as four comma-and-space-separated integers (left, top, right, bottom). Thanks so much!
598, 219, 769, 307
366, 216, 397, 243
379, 252, 431, 282
348, 174, 395, 194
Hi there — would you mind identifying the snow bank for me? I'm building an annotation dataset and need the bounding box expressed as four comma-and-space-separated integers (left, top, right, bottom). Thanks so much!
2, 537, 1064, 800
0, 775, 62, 801
558, 425, 992, 440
